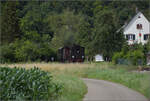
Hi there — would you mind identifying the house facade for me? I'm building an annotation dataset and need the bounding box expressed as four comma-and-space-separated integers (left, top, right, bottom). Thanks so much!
123, 12, 150, 45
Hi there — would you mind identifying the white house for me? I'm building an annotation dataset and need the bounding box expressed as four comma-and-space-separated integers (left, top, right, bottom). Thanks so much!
122, 12, 150, 45
95, 54, 104, 62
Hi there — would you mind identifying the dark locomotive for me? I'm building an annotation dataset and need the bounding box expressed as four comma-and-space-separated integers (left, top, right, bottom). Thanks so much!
58, 44, 85, 62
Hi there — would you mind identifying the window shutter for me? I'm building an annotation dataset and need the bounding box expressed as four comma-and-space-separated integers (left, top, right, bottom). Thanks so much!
133, 35, 135, 40
140, 24, 142, 29
144, 34, 148, 40
137, 24, 139, 29
126, 35, 129, 40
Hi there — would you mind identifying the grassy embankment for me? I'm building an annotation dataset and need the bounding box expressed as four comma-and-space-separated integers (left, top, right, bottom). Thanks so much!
1, 62, 150, 100
0, 63, 88, 101
60, 62, 150, 99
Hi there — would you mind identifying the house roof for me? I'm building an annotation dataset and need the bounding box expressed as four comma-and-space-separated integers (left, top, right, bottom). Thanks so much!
123, 12, 142, 32
117, 11, 150, 33
58, 44, 84, 50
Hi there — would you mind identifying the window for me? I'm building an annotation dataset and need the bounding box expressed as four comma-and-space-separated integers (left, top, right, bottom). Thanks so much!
77, 50, 80, 54
138, 16, 141, 18
144, 34, 150, 40
126, 34, 135, 40
137, 24, 139, 29
137, 24, 142, 29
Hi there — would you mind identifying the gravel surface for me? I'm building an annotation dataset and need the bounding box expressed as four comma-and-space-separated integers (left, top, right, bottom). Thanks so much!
83, 78, 148, 101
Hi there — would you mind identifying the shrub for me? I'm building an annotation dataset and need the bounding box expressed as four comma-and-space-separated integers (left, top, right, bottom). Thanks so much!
112, 44, 145, 65
14, 40, 40, 62
112, 52, 124, 64
0, 37, 57, 63
0, 44, 16, 63
0, 67, 62, 100
125, 50, 144, 65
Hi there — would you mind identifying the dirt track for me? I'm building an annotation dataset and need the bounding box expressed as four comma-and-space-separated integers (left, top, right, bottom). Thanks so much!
83, 78, 148, 101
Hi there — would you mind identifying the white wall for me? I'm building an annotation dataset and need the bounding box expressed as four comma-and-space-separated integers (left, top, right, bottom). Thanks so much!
123, 12, 150, 45
95, 54, 104, 62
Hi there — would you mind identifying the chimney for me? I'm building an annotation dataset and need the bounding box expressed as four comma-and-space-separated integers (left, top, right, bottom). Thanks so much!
125, 21, 127, 25
136, 7, 138, 13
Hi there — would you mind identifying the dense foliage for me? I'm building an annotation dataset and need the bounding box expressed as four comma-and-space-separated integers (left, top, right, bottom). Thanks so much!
112, 43, 149, 65
0, 1, 149, 62
0, 67, 62, 100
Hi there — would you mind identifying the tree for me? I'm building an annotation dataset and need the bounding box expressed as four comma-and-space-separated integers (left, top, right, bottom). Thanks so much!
1, 1, 149, 63
76, 20, 94, 59
46, 10, 84, 50
93, 8, 125, 60
20, 1, 53, 38
146, 38, 150, 51
1, 1, 21, 44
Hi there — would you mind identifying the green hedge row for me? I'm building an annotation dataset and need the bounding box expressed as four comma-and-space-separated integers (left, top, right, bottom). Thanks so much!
0, 40, 56, 63
112, 50, 145, 65
0, 67, 62, 101
112, 44, 148, 65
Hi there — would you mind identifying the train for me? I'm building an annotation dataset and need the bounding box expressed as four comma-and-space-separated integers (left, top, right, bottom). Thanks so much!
58, 44, 85, 62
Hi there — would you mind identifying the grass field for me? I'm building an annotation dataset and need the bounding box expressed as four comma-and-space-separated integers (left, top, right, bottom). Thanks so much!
1, 62, 150, 100
54, 74, 87, 101
0, 62, 88, 101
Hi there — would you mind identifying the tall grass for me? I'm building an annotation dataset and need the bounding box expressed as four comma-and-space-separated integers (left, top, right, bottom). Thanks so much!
54, 73, 87, 101
81, 67, 150, 99
1, 62, 149, 99
0, 63, 87, 101
0, 62, 93, 71
45, 62, 150, 99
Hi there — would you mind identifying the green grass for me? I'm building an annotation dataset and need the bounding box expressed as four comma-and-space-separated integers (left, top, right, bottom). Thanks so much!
1, 62, 149, 100
82, 67, 150, 99
53, 73, 87, 101
0, 66, 87, 101
51, 62, 150, 99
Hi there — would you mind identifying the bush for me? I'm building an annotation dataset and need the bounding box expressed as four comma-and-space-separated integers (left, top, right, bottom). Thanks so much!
0, 37, 56, 63
112, 52, 124, 64
112, 44, 145, 65
0, 44, 16, 63
0, 67, 62, 100
125, 50, 144, 65
14, 40, 39, 61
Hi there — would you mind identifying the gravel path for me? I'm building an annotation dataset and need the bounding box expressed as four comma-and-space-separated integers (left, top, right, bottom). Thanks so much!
83, 78, 148, 101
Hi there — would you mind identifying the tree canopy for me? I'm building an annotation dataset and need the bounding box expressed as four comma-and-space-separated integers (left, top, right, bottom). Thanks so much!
0, 1, 149, 62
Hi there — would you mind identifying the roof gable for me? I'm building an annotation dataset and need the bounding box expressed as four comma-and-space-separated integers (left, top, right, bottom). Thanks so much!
124, 12, 149, 32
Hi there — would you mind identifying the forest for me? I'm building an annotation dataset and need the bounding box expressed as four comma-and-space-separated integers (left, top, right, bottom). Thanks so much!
0, 0, 150, 63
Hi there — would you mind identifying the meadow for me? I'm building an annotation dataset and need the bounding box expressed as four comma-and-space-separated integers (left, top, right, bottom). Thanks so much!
0, 63, 88, 101
0, 62, 150, 100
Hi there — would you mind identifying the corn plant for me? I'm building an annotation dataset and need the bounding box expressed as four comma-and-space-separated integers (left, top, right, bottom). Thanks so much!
0, 67, 62, 101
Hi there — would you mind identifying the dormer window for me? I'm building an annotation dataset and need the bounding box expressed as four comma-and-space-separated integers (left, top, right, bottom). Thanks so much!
137, 24, 142, 29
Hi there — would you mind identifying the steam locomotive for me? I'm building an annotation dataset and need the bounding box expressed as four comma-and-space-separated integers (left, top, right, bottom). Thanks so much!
58, 44, 85, 62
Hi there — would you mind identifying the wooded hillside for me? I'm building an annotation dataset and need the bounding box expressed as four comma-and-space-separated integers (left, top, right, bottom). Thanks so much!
0, 1, 150, 62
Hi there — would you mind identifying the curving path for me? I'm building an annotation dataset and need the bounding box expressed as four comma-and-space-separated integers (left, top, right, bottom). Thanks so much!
82, 78, 148, 101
